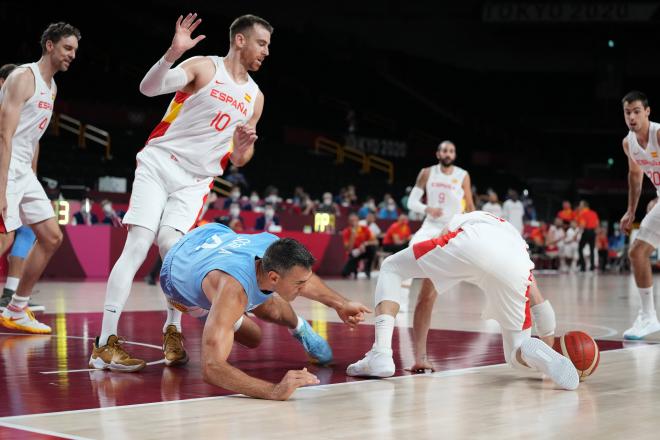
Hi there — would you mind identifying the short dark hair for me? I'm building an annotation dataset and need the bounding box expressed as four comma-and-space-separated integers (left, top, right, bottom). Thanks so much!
438, 140, 455, 150
622, 90, 649, 108
262, 238, 315, 274
229, 14, 273, 43
0, 64, 17, 80
40, 22, 81, 53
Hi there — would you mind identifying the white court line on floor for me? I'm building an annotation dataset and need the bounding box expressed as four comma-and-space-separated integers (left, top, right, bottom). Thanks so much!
3, 344, 657, 423
0, 420, 92, 440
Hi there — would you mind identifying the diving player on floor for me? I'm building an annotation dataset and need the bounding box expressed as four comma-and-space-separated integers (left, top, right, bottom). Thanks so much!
155, 223, 371, 400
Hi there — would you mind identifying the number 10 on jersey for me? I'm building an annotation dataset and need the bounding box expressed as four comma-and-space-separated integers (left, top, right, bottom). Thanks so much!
210, 111, 231, 132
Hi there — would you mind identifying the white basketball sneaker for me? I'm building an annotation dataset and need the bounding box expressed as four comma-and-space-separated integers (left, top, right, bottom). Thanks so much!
346, 347, 395, 377
521, 337, 579, 391
623, 312, 660, 340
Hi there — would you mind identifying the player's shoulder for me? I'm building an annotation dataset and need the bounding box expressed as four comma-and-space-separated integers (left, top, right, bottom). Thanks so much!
2, 67, 35, 100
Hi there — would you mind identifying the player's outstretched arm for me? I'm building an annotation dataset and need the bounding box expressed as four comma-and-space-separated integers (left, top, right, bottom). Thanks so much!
298, 274, 372, 328
408, 168, 441, 218
201, 271, 318, 400
139, 13, 206, 97
621, 138, 643, 234
0, 69, 33, 214
230, 92, 264, 167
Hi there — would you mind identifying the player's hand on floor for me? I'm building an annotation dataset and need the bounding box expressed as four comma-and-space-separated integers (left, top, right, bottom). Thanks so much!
337, 301, 372, 328
270, 368, 319, 401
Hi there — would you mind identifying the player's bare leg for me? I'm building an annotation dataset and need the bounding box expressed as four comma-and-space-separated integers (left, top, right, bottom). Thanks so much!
0, 218, 61, 334
411, 279, 437, 371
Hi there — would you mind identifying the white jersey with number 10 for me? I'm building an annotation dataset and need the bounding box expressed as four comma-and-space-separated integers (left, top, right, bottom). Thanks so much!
144, 56, 259, 178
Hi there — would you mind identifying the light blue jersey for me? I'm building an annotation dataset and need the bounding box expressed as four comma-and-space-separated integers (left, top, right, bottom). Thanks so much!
160, 223, 279, 318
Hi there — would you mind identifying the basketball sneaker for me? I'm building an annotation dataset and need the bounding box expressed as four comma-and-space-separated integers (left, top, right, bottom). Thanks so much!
346, 347, 395, 377
0, 289, 45, 313
291, 319, 333, 364
520, 337, 579, 390
163, 325, 189, 366
89, 335, 146, 372
0, 305, 51, 334
623, 312, 660, 340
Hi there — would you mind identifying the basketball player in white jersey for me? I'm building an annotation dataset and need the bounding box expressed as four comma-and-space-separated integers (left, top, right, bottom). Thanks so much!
404, 141, 473, 335
619, 91, 660, 339
0, 23, 80, 333
91, 13, 272, 371
347, 211, 579, 391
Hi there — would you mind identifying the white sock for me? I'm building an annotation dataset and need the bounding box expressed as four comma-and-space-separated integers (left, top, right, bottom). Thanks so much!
5, 277, 19, 292
374, 314, 395, 351
163, 305, 182, 333
7, 295, 29, 315
639, 286, 655, 316
289, 315, 305, 334
100, 303, 122, 346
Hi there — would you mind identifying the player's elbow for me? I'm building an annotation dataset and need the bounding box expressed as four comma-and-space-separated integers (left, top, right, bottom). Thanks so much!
201, 359, 227, 385
138, 81, 158, 97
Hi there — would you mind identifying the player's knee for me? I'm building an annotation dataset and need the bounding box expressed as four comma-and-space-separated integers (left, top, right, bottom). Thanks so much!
629, 243, 649, 263
41, 227, 63, 251
380, 254, 397, 274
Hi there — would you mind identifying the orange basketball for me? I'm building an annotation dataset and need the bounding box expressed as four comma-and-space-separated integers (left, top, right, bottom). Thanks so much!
553, 331, 600, 381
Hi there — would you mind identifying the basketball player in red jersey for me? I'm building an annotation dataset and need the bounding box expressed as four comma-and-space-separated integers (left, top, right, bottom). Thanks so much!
0, 23, 81, 334
91, 13, 272, 370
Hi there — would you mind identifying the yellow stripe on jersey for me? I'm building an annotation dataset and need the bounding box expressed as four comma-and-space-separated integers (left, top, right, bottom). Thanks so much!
244, 93, 252, 103
163, 100, 185, 124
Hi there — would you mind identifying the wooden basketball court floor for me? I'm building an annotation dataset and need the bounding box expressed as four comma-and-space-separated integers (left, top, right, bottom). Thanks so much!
0, 273, 659, 439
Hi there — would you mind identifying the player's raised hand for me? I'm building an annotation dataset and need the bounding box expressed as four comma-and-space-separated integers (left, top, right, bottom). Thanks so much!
620, 210, 634, 234
270, 368, 319, 400
337, 301, 372, 329
168, 13, 206, 60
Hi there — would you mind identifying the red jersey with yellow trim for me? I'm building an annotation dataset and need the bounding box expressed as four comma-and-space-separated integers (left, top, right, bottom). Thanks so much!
145, 56, 259, 177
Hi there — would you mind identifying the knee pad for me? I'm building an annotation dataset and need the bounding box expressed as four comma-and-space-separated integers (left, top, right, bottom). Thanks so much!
531, 300, 556, 338
9, 226, 36, 259
374, 259, 403, 307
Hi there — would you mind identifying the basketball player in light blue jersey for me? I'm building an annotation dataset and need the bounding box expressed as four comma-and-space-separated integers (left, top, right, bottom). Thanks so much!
94, 223, 371, 399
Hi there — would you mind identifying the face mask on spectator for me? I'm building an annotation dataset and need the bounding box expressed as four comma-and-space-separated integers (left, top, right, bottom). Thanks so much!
230, 207, 241, 217
266, 195, 278, 204
265, 208, 275, 218
387, 203, 396, 211
231, 191, 241, 200
102, 203, 114, 215
250, 194, 260, 203
323, 197, 332, 205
